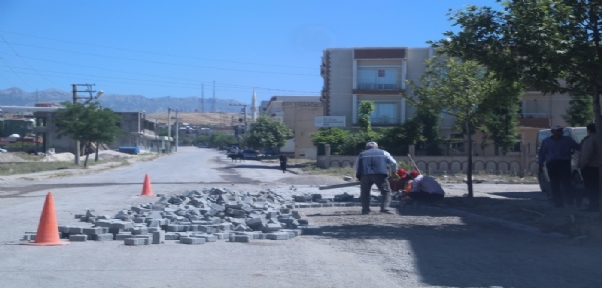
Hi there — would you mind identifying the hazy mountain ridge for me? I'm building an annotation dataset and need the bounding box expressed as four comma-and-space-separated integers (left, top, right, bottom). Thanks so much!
0, 87, 250, 113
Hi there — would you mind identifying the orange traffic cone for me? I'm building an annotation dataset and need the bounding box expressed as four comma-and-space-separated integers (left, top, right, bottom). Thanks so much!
25, 192, 69, 246
141, 174, 154, 196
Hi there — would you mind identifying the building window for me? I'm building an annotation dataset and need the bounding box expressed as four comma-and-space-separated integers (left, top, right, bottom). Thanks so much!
357, 68, 397, 90
370, 102, 397, 124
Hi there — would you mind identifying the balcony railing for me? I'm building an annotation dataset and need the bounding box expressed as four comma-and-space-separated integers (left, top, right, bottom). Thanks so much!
357, 83, 398, 90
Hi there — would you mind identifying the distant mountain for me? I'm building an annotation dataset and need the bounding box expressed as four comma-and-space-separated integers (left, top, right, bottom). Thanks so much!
0, 87, 250, 114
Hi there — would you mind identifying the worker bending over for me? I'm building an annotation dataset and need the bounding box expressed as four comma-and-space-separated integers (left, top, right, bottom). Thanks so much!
403, 170, 445, 203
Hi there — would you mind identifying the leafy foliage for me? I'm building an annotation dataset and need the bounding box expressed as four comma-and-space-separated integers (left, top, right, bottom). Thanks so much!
243, 116, 293, 149
54, 101, 122, 167
434, 0, 602, 197
563, 93, 593, 127
357, 101, 375, 134
310, 128, 350, 155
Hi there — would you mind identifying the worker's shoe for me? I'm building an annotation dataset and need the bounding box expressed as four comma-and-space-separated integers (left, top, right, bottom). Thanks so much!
361, 210, 371, 215
380, 209, 394, 214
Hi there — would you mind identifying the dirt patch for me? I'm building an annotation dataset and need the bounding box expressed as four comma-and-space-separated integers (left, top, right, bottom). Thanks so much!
0, 153, 28, 163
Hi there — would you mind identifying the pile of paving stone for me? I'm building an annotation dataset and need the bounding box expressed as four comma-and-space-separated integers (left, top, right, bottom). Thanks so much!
22, 188, 323, 246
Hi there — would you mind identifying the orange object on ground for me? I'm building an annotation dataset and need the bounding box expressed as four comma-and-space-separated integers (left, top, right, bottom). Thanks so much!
140, 174, 154, 196
24, 192, 69, 246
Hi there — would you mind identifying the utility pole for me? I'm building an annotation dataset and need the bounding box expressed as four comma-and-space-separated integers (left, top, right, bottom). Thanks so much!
230, 103, 248, 133
71, 83, 102, 165
212, 81, 216, 113
201, 84, 205, 113
175, 109, 180, 152
167, 107, 172, 153
155, 119, 159, 154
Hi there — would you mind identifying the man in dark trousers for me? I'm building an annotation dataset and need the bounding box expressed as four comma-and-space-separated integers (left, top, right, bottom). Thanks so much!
279, 154, 288, 173
538, 125, 580, 208
354, 142, 398, 214
579, 123, 599, 212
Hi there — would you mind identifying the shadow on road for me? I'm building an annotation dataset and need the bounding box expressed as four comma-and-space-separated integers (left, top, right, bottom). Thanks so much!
313, 211, 602, 288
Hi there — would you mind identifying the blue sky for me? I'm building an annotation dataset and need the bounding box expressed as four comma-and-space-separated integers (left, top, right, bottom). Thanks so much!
0, 0, 501, 105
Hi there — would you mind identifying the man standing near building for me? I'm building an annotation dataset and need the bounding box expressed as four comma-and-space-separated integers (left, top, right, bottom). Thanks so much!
538, 125, 581, 208
354, 142, 398, 214
579, 123, 599, 212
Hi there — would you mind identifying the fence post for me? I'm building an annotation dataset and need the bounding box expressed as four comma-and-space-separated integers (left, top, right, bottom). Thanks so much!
325, 144, 331, 169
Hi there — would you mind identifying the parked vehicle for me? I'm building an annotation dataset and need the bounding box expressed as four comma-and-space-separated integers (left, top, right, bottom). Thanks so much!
241, 149, 259, 160
536, 126, 587, 198
261, 147, 279, 156
197, 142, 208, 148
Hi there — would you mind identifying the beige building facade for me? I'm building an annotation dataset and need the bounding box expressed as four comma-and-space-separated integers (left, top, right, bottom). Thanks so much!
321, 47, 573, 156
264, 96, 323, 159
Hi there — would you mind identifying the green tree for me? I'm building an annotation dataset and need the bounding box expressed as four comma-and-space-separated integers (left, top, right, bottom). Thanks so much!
564, 93, 593, 127
205, 133, 237, 148
414, 107, 442, 155
310, 127, 350, 155
480, 79, 523, 155
54, 101, 121, 167
244, 116, 293, 149
434, 0, 602, 204
357, 101, 375, 134
406, 54, 497, 197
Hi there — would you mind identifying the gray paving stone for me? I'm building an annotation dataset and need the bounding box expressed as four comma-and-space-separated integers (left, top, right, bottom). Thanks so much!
266, 233, 289, 240
213, 233, 227, 240
230, 235, 251, 242
165, 232, 179, 240
115, 232, 133, 240
69, 234, 87, 242
94, 233, 114, 241
180, 237, 206, 244
152, 230, 165, 244
68, 227, 84, 234
124, 238, 147, 246
83, 227, 104, 235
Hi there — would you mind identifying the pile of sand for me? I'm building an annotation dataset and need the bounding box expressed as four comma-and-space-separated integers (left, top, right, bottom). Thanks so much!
40, 152, 75, 162
0, 153, 28, 163
39, 150, 133, 162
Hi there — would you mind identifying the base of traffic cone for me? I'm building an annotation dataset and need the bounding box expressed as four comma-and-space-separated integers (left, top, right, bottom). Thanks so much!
23, 192, 70, 246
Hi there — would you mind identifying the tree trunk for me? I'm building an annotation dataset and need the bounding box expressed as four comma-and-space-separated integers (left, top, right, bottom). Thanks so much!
83, 142, 91, 168
95, 142, 99, 162
466, 118, 474, 198
593, 86, 602, 219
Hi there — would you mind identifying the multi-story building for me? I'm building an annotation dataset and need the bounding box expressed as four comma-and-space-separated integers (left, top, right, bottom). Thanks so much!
320, 47, 573, 156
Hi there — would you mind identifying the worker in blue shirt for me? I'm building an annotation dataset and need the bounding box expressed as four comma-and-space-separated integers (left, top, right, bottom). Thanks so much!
538, 125, 581, 208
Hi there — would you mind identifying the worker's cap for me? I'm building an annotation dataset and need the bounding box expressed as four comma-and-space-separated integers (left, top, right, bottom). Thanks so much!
551, 125, 563, 130
365, 142, 378, 148
409, 170, 420, 178
397, 168, 407, 178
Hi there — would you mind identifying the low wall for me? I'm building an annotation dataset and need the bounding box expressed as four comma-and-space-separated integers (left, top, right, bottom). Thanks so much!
317, 154, 539, 175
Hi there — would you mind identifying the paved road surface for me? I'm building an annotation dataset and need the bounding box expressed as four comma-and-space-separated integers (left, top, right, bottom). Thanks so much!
0, 147, 601, 288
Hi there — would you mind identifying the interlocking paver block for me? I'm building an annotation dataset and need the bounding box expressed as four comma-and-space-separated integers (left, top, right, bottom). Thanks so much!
124, 238, 147, 246
230, 235, 251, 242
115, 232, 133, 240
165, 232, 179, 240
266, 233, 289, 240
69, 234, 87, 242
94, 233, 114, 241
152, 230, 165, 244
180, 237, 206, 244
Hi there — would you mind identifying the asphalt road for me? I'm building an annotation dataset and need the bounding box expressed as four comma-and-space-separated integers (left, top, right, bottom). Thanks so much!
1, 147, 601, 288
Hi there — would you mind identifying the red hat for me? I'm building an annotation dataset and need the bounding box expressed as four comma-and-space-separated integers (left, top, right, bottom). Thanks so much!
409, 170, 420, 178
397, 168, 407, 178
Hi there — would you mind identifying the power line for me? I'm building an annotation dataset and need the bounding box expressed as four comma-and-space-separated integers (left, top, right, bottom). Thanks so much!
0, 30, 316, 69
0, 56, 33, 90
0, 35, 55, 85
